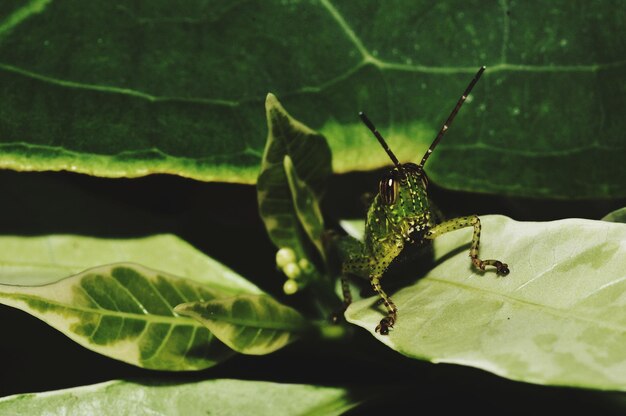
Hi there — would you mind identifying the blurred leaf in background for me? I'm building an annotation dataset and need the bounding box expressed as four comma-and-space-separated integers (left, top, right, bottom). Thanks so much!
0, 0, 623, 198
0, 379, 363, 416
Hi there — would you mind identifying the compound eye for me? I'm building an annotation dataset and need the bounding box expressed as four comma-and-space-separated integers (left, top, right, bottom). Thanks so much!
379, 174, 398, 205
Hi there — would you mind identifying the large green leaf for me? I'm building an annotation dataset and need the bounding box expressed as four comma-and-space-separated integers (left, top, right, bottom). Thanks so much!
0, 264, 235, 370
0, 1, 623, 198
0, 379, 362, 415
0, 234, 262, 294
175, 294, 309, 355
345, 215, 626, 390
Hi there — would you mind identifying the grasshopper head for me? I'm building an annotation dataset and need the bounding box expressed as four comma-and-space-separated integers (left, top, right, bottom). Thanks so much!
377, 162, 431, 231
378, 163, 428, 205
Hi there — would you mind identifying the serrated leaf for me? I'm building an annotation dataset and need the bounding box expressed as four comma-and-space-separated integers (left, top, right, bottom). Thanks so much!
0, 1, 623, 198
257, 93, 332, 260
0, 379, 362, 416
0, 263, 236, 370
345, 215, 626, 390
175, 294, 309, 355
0, 234, 262, 294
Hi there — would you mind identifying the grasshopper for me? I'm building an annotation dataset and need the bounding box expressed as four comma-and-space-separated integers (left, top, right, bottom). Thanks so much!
340, 66, 509, 335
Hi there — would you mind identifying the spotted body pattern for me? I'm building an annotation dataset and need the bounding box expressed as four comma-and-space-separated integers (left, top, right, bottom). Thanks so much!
340, 67, 509, 335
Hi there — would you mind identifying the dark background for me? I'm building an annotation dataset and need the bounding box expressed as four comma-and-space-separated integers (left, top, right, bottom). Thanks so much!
0, 169, 624, 414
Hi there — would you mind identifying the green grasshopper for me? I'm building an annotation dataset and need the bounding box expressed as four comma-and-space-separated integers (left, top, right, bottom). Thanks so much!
340, 66, 509, 335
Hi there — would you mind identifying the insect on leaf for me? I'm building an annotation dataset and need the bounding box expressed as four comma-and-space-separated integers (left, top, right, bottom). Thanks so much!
0, 263, 236, 370
346, 215, 626, 391
175, 294, 310, 355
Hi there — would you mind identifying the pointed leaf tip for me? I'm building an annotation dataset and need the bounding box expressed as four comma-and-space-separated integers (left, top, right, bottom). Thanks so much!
265, 93, 279, 109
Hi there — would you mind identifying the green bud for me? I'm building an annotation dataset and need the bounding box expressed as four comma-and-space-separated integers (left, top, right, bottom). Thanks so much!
283, 279, 298, 295
275, 248, 296, 268
282, 263, 301, 280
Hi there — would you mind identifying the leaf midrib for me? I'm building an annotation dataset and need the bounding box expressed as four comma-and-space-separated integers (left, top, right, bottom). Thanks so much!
424, 276, 626, 332
198, 313, 306, 332
2, 293, 199, 326
0, 260, 252, 296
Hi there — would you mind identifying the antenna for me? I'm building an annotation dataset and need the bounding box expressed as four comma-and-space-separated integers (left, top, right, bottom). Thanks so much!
418, 66, 486, 169
359, 112, 402, 170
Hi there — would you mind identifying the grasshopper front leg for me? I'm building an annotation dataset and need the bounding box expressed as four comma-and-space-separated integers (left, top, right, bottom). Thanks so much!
342, 250, 399, 335
425, 215, 509, 275
339, 270, 397, 335
369, 274, 397, 335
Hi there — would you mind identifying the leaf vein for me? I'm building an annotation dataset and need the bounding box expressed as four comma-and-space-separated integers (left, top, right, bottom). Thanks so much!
142, 324, 175, 361
426, 277, 626, 332
0, 0, 52, 41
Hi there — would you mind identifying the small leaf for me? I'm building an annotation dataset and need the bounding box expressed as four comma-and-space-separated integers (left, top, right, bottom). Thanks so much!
0, 263, 235, 370
0, 379, 362, 416
339, 219, 366, 241
257, 93, 332, 261
345, 215, 626, 390
175, 294, 309, 355
602, 207, 626, 223
284, 155, 326, 260
0, 234, 262, 294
